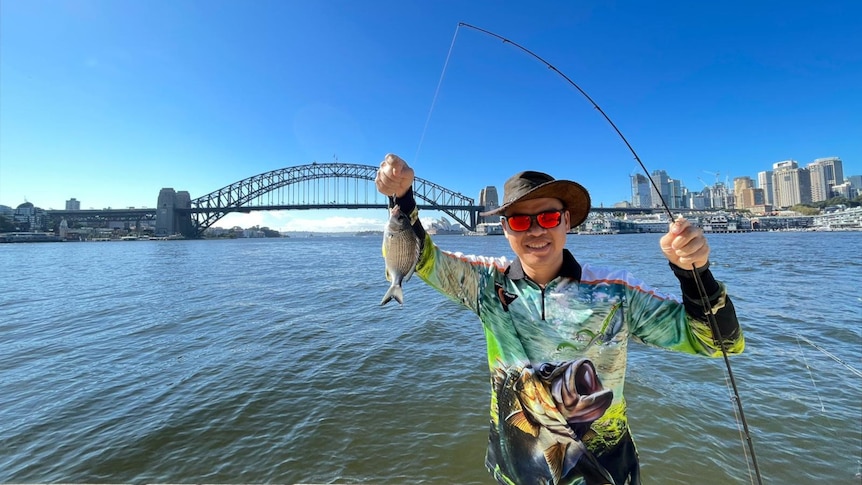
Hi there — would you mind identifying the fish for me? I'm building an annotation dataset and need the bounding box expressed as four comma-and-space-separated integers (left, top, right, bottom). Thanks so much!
489, 359, 615, 485
381, 204, 421, 306
541, 359, 614, 439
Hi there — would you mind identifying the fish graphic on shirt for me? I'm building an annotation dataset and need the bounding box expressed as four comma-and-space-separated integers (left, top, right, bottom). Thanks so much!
489, 359, 614, 484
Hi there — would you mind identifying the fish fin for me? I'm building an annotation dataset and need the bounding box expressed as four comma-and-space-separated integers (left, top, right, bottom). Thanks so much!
544, 442, 568, 484
505, 410, 539, 437
380, 284, 403, 306
402, 265, 416, 283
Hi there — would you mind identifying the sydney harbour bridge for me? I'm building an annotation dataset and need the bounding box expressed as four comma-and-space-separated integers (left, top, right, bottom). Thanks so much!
47, 162, 657, 238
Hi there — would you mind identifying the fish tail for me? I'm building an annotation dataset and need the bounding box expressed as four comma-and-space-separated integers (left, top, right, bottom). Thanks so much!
380, 282, 404, 306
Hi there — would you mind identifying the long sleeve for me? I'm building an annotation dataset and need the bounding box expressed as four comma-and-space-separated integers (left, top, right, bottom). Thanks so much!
670, 262, 741, 343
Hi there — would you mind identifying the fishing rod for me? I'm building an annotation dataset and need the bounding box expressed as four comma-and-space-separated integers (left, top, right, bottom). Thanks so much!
447, 22, 764, 484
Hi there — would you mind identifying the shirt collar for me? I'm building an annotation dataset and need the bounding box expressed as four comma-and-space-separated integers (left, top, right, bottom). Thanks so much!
505, 248, 582, 283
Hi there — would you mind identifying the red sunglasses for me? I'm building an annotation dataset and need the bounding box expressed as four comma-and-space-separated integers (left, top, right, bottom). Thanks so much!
501, 209, 564, 232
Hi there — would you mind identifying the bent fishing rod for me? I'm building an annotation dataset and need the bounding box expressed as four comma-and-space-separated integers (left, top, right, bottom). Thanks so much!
445, 22, 764, 484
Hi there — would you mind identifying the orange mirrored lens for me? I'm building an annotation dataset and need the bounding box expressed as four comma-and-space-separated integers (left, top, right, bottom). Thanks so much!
536, 211, 562, 228
504, 210, 562, 232
506, 215, 532, 231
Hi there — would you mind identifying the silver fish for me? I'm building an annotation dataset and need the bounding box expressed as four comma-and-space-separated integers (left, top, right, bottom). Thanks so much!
381, 204, 421, 306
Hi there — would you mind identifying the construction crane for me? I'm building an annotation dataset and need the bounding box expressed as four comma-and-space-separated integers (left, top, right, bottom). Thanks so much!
703, 170, 720, 185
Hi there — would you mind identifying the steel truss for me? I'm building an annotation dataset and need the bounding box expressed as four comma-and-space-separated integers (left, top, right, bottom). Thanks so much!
188, 163, 482, 235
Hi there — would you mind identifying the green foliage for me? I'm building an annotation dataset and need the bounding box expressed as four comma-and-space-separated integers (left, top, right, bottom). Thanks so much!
790, 205, 820, 216
795, 194, 861, 212
259, 227, 282, 238
0, 215, 16, 232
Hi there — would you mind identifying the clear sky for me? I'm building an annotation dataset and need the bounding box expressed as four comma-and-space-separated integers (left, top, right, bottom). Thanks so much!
2, 0, 859, 232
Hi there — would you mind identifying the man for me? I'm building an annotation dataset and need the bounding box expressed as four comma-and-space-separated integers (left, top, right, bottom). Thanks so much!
376, 153, 743, 485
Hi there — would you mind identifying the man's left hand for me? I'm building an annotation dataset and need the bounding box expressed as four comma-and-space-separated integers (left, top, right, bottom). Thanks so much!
660, 217, 710, 269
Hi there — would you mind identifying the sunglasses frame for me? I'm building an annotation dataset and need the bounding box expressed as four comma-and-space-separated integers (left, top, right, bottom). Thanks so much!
501, 209, 565, 232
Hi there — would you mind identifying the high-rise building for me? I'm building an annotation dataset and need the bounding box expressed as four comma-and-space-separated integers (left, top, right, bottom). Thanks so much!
65, 198, 81, 211
668, 179, 684, 209
848, 175, 862, 198
772, 160, 811, 208
807, 157, 844, 202
832, 182, 853, 199
733, 177, 754, 209
630, 174, 651, 208
687, 191, 707, 210
757, 170, 774, 206
649, 170, 671, 209
739, 187, 765, 209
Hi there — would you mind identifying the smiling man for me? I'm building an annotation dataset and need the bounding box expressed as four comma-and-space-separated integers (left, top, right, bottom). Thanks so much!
375, 153, 744, 485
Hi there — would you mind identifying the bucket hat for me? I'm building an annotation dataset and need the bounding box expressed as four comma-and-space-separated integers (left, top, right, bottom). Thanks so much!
480, 171, 591, 227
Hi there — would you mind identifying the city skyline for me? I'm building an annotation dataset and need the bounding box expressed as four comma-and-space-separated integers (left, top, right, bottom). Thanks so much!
2, 1, 859, 232
629, 155, 857, 212
3, 153, 856, 209
3, 153, 858, 210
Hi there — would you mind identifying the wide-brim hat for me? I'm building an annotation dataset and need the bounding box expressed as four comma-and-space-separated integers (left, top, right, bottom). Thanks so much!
480, 171, 591, 227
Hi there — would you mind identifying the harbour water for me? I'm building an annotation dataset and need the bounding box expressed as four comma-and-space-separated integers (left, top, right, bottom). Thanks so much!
1, 231, 860, 484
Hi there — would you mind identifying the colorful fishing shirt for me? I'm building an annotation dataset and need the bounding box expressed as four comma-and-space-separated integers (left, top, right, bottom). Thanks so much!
395, 190, 744, 485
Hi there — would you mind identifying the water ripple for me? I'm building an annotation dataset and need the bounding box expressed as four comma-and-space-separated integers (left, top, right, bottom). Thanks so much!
1, 233, 859, 483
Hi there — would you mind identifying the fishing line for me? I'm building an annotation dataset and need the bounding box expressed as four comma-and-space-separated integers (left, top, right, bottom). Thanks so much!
795, 335, 826, 412
793, 334, 845, 453
795, 333, 862, 379
443, 22, 764, 484
414, 25, 461, 165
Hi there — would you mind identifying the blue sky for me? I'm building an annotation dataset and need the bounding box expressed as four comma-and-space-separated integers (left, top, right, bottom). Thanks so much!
1, 0, 859, 231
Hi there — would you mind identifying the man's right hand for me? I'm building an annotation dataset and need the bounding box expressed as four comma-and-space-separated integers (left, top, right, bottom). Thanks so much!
375, 153, 415, 198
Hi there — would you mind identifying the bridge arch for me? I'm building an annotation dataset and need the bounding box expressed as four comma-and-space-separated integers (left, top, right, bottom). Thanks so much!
185, 162, 483, 237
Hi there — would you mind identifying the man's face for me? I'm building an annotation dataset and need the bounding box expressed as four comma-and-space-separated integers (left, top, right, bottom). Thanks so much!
502, 197, 571, 280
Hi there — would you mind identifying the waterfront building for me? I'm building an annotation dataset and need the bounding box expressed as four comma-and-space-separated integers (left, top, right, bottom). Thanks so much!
813, 206, 862, 229
65, 198, 81, 211
750, 214, 813, 230
427, 217, 465, 235
13, 202, 47, 231
772, 160, 811, 208
807, 157, 844, 202
748, 204, 773, 215
241, 228, 266, 238
616, 213, 671, 234
579, 214, 620, 234
698, 213, 751, 233
757, 170, 774, 206
472, 222, 504, 235
630, 173, 651, 208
